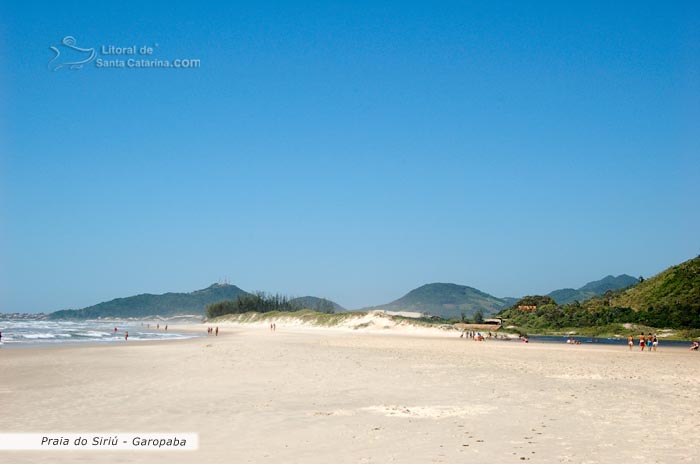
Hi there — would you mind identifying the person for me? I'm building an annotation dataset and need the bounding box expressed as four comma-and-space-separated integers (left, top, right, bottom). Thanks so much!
652, 334, 658, 352
639, 333, 646, 351
124, 331, 128, 341
157, 324, 160, 329
690, 341, 699, 351
164, 325, 168, 331
114, 327, 117, 333
215, 326, 219, 336
627, 335, 633, 351
0, 330, 2, 343
646, 333, 653, 352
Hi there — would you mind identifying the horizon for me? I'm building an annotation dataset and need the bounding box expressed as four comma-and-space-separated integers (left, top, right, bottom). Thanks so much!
2, 2, 699, 313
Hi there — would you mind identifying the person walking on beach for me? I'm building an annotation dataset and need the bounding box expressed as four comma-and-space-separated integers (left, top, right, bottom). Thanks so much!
164, 325, 168, 331
125, 331, 129, 341
215, 326, 219, 336
646, 333, 653, 352
652, 334, 658, 352
639, 333, 646, 351
627, 335, 634, 351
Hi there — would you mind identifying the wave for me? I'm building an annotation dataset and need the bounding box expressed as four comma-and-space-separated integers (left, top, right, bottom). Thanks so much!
72, 331, 110, 338
21, 333, 57, 339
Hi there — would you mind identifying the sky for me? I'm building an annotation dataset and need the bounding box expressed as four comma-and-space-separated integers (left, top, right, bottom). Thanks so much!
1, 1, 699, 312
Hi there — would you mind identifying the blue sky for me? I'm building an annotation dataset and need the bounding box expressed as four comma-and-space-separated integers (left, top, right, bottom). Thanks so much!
1, 1, 699, 312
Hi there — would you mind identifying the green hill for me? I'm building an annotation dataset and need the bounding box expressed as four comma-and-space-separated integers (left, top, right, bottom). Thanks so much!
368, 283, 508, 319
612, 257, 700, 313
289, 296, 344, 313
49, 283, 249, 319
547, 274, 639, 305
500, 257, 700, 330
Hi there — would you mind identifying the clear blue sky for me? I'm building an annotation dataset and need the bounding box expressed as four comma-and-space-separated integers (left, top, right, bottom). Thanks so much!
1, 1, 698, 312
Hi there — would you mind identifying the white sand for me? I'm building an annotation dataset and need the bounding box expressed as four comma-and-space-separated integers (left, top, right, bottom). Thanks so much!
1, 325, 699, 463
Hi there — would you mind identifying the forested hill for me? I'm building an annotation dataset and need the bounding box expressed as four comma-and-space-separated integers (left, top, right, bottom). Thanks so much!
611, 256, 700, 312
49, 283, 249, 319
367, 283, 509, 319
499, 256, 700, 329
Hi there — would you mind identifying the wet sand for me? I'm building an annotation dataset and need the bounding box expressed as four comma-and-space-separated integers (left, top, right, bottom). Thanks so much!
1, 326, 698, 463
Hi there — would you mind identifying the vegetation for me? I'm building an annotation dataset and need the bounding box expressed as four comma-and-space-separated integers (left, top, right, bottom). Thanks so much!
50, 283, 248, 319
212, 309, 356, 326
368, 282, 509, 319
611, 257, 700, 311
499, 257, 700, 330
206, 292, 306, 318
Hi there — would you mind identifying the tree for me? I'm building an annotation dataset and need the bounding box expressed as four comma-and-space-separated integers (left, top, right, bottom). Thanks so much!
473, 310, 484, 324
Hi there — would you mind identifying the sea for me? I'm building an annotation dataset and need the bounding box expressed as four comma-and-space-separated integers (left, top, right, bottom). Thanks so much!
0, 319, 202, 348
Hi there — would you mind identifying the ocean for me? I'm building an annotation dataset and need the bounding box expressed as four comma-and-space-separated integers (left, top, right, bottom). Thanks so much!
0, 320, 202, 348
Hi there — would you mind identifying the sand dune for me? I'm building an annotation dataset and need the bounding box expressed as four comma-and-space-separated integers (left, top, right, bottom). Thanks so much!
209, 310, 474, 337
1, 325, 699, 463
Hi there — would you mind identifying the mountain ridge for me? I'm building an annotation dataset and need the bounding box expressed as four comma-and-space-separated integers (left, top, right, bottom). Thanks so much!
547, 274, 639, 305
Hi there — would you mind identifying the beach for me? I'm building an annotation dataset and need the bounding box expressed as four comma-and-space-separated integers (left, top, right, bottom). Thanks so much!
2, 325, 699, 463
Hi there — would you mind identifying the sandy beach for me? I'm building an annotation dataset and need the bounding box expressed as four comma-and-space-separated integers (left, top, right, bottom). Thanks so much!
2, 325, 699, 463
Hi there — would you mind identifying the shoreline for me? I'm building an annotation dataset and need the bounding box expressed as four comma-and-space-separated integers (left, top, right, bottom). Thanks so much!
3, 319, 696, 352
2, 322, 697, 360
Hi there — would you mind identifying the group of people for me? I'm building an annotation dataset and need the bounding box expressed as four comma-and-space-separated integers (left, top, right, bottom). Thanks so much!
270, 323, 277, 332
461, 330, 485, 340
628, 333, 659, 351
207, 326, 219, 336
460, 330, 510, 341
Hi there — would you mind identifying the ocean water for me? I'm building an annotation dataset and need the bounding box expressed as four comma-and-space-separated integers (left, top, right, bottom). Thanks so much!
0, 320, 202, 348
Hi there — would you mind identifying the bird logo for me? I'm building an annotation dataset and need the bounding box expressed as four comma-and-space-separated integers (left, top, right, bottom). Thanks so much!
48, 36, 96, 71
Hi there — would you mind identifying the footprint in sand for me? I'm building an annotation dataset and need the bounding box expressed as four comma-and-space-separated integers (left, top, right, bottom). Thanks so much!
362, 404, 496, 419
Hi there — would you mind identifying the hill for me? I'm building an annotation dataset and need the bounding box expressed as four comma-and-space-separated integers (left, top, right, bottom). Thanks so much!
547, 274, 639, 305
368, 283, 508, 319
289, 296, 345, 313
500, 256, 700, 330
49, 283, 249, 319
612, 257, 700, 314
